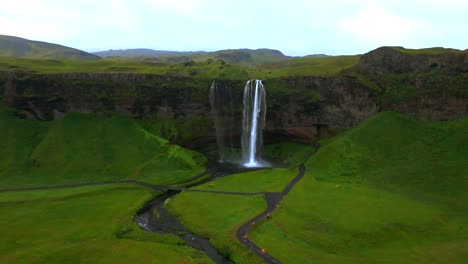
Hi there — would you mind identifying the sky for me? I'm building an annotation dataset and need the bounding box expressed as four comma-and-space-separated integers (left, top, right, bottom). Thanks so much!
1, 0, 467, 56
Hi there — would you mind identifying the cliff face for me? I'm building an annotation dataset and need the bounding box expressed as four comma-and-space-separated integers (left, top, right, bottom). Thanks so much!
358, 46, 468, 74
1, 47, 467, 144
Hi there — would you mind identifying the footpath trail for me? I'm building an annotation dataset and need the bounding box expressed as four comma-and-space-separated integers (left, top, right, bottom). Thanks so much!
0, 164, 307, 263
236, 164, 306, 264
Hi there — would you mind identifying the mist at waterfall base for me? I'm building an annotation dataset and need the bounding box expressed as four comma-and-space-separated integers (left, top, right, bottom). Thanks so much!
210, 80, 269, 168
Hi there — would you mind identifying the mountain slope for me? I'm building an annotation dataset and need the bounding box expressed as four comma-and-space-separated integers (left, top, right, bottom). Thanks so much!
0, 106, 206, 187
0, 35, 100, 60
94, 48, 289, 65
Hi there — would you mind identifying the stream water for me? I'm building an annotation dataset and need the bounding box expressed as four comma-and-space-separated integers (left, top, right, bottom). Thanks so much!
134, 164, 260, 264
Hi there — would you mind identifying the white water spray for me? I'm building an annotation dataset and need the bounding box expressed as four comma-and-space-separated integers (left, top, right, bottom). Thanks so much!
210, 81, 235, 162
241, 80, 267, 167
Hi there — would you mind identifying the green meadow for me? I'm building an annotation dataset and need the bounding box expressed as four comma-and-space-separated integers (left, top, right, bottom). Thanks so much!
0, 54, 359, 79
249, 112, 468, 263
0, 184, 210, 263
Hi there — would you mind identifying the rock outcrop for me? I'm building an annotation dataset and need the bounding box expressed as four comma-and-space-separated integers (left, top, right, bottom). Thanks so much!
358, 46, 468, 74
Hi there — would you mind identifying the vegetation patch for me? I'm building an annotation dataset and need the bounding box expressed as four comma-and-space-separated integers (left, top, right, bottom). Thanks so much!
0, 106, 206, 188
166, 192, 265, 263
249, 112, 468, 263
0, 184, 210, 263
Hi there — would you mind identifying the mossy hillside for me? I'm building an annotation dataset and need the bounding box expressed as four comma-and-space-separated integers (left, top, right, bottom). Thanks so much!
360, 71, 468, 105
263, 141, 317, 166
0, 105, 49, 181
139, 117, 213, 145
0, 107, 206, 187
309, 112, 468, 204
0, 184, 210, 263
249, 112, 468, 263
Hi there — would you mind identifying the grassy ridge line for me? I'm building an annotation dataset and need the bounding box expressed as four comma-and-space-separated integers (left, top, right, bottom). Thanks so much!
0, 106, 206, 188
0, 34, 99, 61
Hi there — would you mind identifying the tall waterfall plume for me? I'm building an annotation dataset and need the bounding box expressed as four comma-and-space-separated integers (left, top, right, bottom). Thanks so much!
209, 81, 235, 162
241, 80, 267, 167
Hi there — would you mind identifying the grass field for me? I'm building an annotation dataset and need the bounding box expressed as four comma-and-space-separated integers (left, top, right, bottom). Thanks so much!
165, 165, 307, 263
248, 112, 468, 263
191, 168, 298, 193
1, 101, 466, 263
0, 184, 211, 263
166, 192, 265, 263
0, 106, 206, 188
0, 54, 359, 79
253, 55, 360, 78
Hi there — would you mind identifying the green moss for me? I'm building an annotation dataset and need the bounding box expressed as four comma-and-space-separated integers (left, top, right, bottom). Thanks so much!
139, 117, 213, 144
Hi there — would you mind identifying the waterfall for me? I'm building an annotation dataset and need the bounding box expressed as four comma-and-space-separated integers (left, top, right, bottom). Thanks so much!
209, 81, 235, 162
241, 80, 267, 167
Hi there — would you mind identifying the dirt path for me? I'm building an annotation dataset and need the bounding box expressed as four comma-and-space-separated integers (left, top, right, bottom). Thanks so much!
236, 164, 306, 264
1, 164, 307, 263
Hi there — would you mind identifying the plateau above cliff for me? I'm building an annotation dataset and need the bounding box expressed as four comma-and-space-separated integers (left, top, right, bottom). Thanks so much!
1, 46, 466, 145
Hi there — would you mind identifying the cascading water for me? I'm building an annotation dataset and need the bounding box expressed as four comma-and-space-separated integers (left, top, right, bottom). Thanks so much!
241, 80, 267, 167
209, 81, 235, 162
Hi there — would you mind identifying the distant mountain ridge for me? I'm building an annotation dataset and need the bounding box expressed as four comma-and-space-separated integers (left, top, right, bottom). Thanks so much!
93, 48, 290, 65
0, 34, 100, 61
93, 48, 208, 58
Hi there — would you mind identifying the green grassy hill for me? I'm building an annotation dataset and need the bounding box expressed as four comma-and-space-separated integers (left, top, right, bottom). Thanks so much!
309, 112, 468, 203
249, 112, 468, 263
389, 46, 467, 55
0, 35, 100, 61
0, 106, 206, 188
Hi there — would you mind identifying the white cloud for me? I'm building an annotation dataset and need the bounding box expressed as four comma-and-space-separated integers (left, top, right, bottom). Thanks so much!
340, 6, 428, 45
141, 0, 215, 16
0, 0, 466, 55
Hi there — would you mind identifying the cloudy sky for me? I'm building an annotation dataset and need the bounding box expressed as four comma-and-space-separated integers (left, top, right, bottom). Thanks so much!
1, 0, 467, 56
